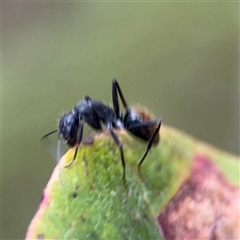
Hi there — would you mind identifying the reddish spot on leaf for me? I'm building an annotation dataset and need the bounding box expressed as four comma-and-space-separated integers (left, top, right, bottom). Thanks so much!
157, 155, 239, 240
82, 136, 94, 145
40, 193, 49, 207
36, 233, 45, 240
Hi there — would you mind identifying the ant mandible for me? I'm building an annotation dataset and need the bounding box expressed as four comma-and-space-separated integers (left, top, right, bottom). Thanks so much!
42, 79, 161, 181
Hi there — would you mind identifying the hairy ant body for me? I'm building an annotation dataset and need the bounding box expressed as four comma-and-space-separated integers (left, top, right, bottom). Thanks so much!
42, 79, 161, 180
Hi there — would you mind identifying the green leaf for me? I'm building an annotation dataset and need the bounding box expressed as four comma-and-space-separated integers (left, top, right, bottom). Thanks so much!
26, 124, 239, 239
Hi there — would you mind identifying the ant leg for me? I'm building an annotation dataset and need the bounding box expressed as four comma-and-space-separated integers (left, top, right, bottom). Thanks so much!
65, 118, 84, 168
108, 124, 126, 181
138, 119, 161, 172
112, 79, 128, 118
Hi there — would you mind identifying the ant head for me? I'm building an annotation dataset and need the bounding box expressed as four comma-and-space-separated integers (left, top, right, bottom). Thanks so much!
124, 106, 160, 144
59, 111, 79, 147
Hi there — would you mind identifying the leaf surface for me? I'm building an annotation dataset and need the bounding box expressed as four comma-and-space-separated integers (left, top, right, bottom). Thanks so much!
26, 125, 239, 239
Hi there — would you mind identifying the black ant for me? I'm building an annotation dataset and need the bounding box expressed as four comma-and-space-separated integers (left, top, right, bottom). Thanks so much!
41, 79, 161, 181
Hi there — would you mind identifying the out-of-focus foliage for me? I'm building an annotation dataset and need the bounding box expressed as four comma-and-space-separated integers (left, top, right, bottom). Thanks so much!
2, 2, 238, 239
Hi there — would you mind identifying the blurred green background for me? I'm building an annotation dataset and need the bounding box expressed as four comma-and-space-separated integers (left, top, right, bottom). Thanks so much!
2, 2, 239, 239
